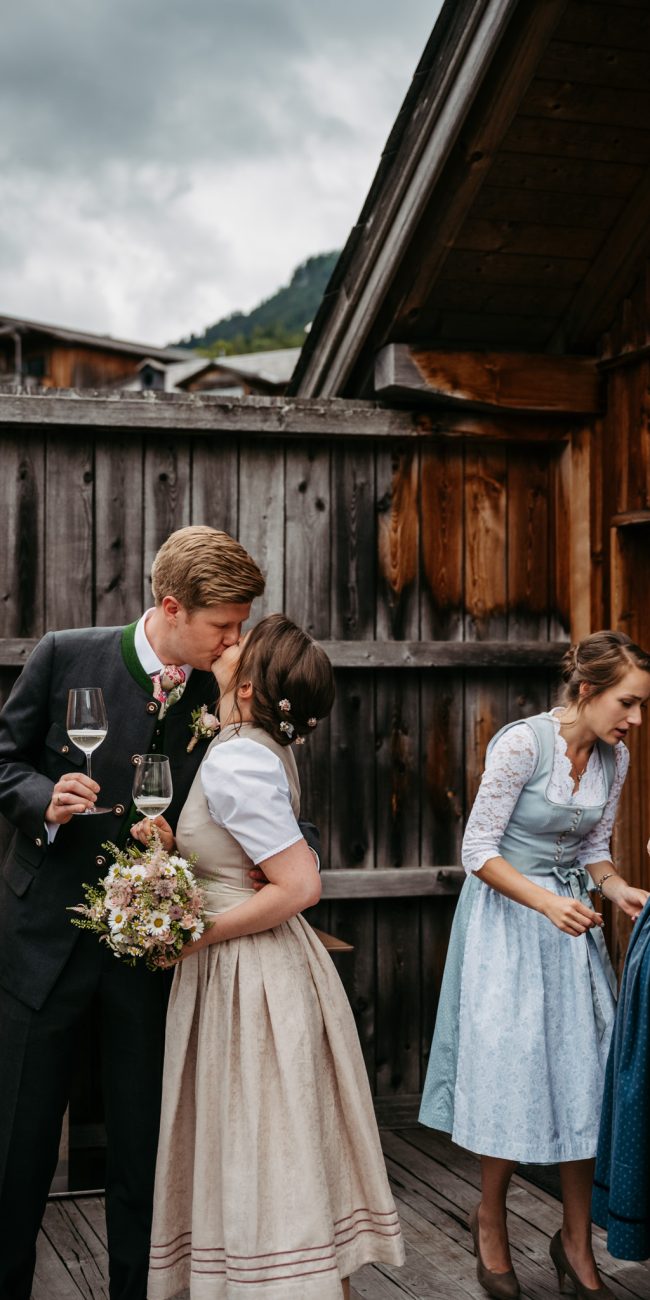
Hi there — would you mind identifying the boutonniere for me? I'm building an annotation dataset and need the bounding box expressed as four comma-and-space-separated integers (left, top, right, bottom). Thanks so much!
187, 705, 220, 752
152, 666, 187, 719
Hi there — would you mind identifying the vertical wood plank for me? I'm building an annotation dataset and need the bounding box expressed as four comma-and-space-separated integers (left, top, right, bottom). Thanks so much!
328, 670, 376, 1084
420, 444, 464, 641
191, 437, 239, 537
419, 444, 465, 1088
331, 446, 375, 639
328, 445, 377, 1082
284, 444, 331, 636
0, 432, 45, 639
94, 437, 144, 627
464, 445, 507, 808
376, 449, 419, 640
237, 440, 284, 616
284, 443, 332, 865
375, 448, 421, 1100
45, 436, 94, 630
506, 443, 552, 721
142, 438, 191, 607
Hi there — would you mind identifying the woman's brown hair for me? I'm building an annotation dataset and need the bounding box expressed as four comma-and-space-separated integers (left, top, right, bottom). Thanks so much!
560, 630, 650, 709
230, 614, 335, 745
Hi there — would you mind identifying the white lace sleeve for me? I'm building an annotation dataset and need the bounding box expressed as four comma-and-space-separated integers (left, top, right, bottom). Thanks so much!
576, 743, 630, 872
462, 724, 538, 875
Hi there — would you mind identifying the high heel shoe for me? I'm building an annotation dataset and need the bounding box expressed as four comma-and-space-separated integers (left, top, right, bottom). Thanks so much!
469, 1205, 520, 1299
549, 1230, 614, 1298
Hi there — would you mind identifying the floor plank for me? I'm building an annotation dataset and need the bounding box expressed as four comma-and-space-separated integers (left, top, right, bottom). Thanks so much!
32, 1131, 650, 1299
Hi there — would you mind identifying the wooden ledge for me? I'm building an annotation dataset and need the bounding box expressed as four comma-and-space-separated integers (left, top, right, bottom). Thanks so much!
375, 346, 601, 414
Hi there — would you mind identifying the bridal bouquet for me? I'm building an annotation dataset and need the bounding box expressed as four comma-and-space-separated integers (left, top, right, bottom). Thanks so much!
70, 832, 209, 969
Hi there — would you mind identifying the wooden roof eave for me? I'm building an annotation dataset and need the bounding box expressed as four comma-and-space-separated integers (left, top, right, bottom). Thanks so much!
291, 0, 570, 400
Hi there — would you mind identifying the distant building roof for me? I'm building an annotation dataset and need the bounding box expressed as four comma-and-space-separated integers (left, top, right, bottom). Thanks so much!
0, 312, 191, 363
167, 348, 301, 392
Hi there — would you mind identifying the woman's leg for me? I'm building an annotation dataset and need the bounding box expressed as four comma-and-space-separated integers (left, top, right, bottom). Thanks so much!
558, 1159, 601, 1289
478, 1156, 518, 1271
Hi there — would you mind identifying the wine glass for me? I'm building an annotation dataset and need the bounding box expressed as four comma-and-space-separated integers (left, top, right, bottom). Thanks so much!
133, 754, 173, 821
66, 687, 110, 815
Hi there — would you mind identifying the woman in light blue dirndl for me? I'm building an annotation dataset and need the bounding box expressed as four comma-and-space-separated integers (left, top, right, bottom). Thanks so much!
420, 632, 650, 1300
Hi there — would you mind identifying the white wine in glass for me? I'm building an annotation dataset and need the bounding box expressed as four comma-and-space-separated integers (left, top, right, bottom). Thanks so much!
133, 755, 173, 821
66, 687, 110, 815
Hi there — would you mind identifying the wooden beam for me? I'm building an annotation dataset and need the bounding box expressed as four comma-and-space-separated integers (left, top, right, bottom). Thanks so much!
550, 166, 650, 352
0, 392, 573, 445
320, 867, 464, 899
0, 637, 569, 671
611, 510, 650, 529
375, 346, 601, 413
0, 391, 434, 440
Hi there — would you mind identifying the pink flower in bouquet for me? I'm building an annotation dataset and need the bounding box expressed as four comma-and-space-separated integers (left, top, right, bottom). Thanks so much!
154, 878, 175, 899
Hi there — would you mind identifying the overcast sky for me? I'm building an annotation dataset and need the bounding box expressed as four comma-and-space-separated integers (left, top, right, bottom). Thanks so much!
0, 0, 442, 346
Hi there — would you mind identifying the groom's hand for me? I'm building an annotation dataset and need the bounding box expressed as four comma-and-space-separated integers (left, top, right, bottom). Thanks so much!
45, 773, 99, 822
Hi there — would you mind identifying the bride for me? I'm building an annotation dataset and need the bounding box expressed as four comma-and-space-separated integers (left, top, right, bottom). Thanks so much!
134, 614, 404, 1299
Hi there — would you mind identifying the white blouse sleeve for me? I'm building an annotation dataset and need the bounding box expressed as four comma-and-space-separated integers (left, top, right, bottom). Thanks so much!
576, 743, 630, 871
200, 738, 303, 866
462, 724, 538, 875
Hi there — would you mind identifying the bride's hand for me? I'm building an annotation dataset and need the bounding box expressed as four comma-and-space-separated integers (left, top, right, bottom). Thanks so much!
131, 816, 175, 851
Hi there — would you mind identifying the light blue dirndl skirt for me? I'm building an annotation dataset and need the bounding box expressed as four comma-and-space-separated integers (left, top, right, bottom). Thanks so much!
419, 870, 616, 1164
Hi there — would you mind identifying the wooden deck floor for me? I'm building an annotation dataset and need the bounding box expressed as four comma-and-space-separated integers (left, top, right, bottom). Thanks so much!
36, 1127, 650, 1300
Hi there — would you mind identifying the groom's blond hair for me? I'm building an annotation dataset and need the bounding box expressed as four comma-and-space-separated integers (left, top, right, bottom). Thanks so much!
151, 526, 265, 610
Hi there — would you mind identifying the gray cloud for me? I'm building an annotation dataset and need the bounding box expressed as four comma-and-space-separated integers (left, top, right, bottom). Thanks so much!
0, 0, 441, 340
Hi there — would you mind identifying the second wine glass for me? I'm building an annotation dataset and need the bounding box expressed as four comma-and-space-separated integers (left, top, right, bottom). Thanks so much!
133, 754, 173, 820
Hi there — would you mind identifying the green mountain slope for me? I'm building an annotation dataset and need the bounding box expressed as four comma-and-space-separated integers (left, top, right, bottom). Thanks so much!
176, 251, 339, 355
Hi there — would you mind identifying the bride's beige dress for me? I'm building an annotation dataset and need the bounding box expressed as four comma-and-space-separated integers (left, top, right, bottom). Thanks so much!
147, 723, 404, 1299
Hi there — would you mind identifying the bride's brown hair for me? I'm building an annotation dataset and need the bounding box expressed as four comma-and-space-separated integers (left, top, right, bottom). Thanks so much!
560, 630, 650, 710
231, 614, 335, 745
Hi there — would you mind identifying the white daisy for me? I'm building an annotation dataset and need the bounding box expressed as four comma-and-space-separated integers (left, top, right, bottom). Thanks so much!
108, 908, 127, 931
146, 911, 170, 935
190, 921, 205, 941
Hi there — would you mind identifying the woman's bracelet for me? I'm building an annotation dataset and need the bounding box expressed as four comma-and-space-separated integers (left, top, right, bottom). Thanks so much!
594, 871, 616, 899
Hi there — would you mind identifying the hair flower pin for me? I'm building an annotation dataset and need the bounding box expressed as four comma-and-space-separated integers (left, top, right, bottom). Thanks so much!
279, 720, 294, 737
295, 735, 306, 745
278, 698, 291, 712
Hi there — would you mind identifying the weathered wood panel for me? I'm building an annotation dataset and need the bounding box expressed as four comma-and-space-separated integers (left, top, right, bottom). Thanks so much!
0, 404, 567, 1126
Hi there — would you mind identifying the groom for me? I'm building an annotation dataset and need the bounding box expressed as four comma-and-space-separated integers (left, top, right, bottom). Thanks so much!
0, 526, 318, 1300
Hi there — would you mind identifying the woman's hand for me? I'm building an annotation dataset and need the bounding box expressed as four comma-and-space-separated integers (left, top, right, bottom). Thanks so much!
607, 879, 649, 920
542, 894, 603, 936
130, 816, 175, 851
157, 926, 214, 968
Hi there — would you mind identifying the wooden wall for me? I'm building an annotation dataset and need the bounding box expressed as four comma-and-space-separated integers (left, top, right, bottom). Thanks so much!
0, 395, 574, 1117
601, 263, 650, 969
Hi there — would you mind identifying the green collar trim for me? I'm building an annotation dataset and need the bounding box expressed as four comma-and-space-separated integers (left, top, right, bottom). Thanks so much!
121, 621, 155, 693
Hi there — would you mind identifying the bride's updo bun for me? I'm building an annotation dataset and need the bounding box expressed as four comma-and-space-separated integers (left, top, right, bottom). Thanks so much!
560, 630, 650, 709
231, 613, 335, 745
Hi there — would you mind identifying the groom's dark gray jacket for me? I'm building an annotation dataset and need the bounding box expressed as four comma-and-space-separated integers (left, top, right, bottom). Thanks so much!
0, 624, 224, 1011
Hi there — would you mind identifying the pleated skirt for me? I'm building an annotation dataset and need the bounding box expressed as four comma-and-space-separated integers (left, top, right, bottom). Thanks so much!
148, 916, 404, 1299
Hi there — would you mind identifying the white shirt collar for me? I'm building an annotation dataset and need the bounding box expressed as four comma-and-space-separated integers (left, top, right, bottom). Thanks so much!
134, 609, 193, 680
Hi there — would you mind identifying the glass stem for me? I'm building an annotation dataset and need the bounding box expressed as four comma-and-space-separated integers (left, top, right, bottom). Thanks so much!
87, 752, 92, 783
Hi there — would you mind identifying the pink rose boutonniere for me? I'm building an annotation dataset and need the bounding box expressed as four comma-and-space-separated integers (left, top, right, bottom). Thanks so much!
187, 705, 220, 752
152, 665, 187, 718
